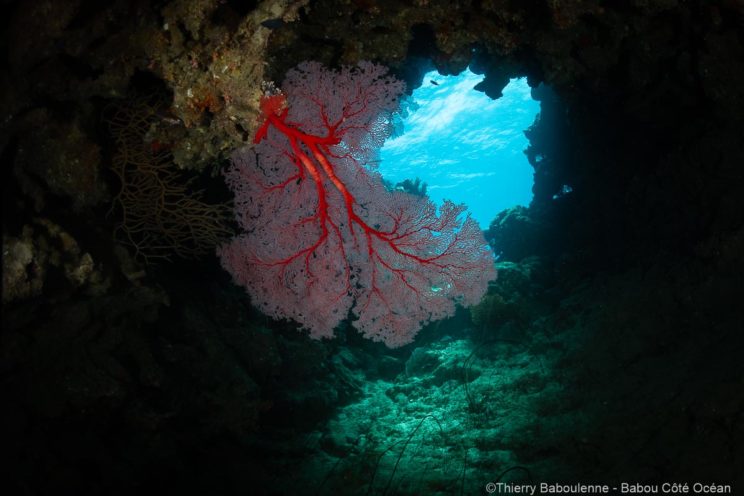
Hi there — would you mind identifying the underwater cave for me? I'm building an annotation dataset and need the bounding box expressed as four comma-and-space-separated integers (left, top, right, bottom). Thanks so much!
1, 1, 743, 495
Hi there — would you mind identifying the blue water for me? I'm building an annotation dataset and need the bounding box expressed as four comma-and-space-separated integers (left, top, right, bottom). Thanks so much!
379, 70, 540, 229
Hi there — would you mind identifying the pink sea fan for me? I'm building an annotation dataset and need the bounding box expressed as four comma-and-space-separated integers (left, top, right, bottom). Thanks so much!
219, 61, 497, 347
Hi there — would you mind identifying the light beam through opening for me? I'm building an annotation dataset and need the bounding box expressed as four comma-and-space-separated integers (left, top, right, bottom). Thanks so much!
379, 69, 540, 229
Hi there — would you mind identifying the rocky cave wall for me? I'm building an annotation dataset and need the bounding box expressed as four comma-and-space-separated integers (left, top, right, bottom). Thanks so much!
3, 0, 743, 273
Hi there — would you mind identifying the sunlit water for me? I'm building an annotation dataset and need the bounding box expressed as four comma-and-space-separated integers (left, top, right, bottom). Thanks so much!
379, 69, 540, 229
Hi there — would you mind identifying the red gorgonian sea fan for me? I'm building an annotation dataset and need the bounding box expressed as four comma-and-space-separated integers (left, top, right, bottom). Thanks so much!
218, 61, 497, 348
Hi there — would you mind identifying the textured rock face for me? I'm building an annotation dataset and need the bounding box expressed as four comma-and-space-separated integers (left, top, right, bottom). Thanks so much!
1, 0, 743, 494
266, 0, 744, 267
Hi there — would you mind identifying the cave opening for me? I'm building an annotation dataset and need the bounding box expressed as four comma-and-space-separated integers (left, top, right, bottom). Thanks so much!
378, 68, 541, 230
